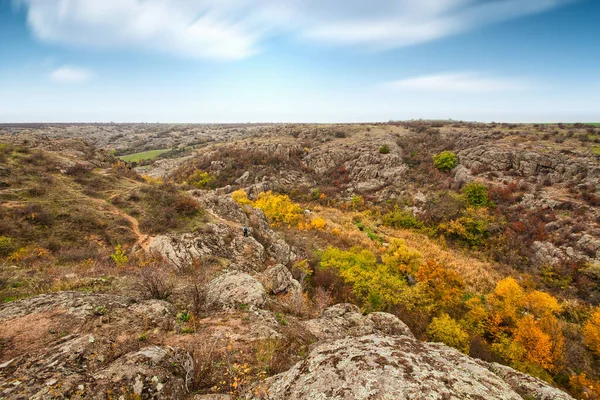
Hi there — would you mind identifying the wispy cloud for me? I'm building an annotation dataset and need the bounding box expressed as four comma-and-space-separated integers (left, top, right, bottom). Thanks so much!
15, 0, 576, 60
50, 66, 92, 84
386, 72, 530, 93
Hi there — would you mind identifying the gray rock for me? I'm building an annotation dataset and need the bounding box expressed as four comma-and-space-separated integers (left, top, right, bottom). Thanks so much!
246, 334, 574, 400
235, 171, 251, 185
231, 236, 267, 272
92, 346, 188, 399
302, 304, 414, 340
205, 271, 267, 310
258, 264, 300, 295
531, 241, 567, 267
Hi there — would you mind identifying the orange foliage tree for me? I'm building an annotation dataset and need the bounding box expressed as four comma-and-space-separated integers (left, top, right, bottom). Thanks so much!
583, 307, 600, 357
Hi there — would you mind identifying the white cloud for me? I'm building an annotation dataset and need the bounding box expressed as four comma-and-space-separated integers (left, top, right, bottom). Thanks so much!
50, 66, 92, 83
386, 72, 530, 93
15, 0, 576, 60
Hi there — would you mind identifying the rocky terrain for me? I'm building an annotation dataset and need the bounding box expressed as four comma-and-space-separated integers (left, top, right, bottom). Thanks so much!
1, 121, 600, 399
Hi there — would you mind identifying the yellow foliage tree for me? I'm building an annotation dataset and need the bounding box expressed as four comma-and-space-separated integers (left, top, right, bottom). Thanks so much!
538, 315, 566, 372
488, 277, 524, 326
513, 315, 553, 370
319, 246, 409, 312
381, 239, 422, 275
415, 260, 465, 311
231, 189, 252, 205
583, 307, 600, 357
520, 290, 562, 318
427, 313, 470, 353
310, 217, 328, 230
439, 206, 493, 247
253, 191, 303, 227
461, 297, 488, 335
569, 373, 600, 400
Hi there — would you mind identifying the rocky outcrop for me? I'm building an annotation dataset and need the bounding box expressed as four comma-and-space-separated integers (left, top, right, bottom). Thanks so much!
246, 334, 574, 400
0, 292, 177, 400
149, 223, 231, 269
205, 271, 268, 310
458, 145, 599, 188
258, 264, 301, 295
305, 140, 407, 193
150, 192, 296, 271
92, 346, 190, 399
302, 304, 414, 340
480, 361, 575, 400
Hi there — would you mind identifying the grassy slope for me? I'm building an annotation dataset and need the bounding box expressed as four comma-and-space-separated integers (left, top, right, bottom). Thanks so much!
119, 148, 171, 162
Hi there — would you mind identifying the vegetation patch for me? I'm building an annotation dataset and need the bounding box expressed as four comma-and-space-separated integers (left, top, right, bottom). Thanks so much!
119, 148, 171, 162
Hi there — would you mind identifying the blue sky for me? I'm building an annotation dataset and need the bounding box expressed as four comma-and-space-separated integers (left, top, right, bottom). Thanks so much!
0, 0, 599, 123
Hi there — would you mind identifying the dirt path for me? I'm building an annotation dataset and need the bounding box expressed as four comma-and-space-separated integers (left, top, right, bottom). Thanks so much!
112, 208, 152, 252
1, 190, 152, 253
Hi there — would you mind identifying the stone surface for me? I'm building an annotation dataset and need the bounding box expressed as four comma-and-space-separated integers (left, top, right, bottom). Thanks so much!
205, 271, 268, 310
0, 292, 178, 400
92, 346, 189, 399
246, 335, 574, 400
258, 264, 301, 295
302, 304, 414, 340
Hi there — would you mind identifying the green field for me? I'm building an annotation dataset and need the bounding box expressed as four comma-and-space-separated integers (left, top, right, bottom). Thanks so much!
119, 148, 171, 162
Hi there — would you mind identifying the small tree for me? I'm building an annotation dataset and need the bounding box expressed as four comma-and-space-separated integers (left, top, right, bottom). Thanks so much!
188, 170, 215, 189
583, 307, 600, 357
232, 189, 252, 205
427, 313, 470, 353
351, 195, 365, 210
433, 151, 458, 171
462, 182, 489, 207
111, 244, 128, 266
0, 236, 15, 258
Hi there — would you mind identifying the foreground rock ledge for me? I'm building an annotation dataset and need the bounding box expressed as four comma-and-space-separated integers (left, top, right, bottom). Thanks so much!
245, 334, 574, 400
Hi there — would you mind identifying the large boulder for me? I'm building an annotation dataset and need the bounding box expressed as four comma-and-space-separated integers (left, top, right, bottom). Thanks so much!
149, 224, 230, 270
302, 304, 414, 340
246, 334, 574, 400
205, 271, 267, 310
92, 346, 189, 399
230, 236, 267, 272
258, 264, 301, 295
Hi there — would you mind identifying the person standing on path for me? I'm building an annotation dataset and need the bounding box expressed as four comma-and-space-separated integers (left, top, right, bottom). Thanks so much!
243, 225, 249, 237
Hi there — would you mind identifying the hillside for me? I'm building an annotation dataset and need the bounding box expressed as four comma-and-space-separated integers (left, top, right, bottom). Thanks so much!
1, 121, 600, 399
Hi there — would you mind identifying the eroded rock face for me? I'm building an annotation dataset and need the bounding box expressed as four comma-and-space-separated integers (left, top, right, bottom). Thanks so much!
246, 335, 574, 400
479, 361, 574, 400
149, 224, 231, 270
0, 292, 178, 400
304, 140, 407, 193
92, 346, 189, 399
258, 264, 301, 295
302, 304, 414, 340
205, 271, 267, 310
150, 192, 295, 271
458, 145, 598, 187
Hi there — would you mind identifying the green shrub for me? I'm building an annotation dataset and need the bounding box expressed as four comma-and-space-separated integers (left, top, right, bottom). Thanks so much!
110, 244, 128, 266
0, 236, 15, 258
433, 151, 458, 171
427, 313, 470, 353
379, 144, 390, 154
382, 206, 423, 229
351, 195, 365, 210
440, 207, 493, 248
319, 246, 409, 312
188, 170, 216, 189
463, 182, 489, 207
